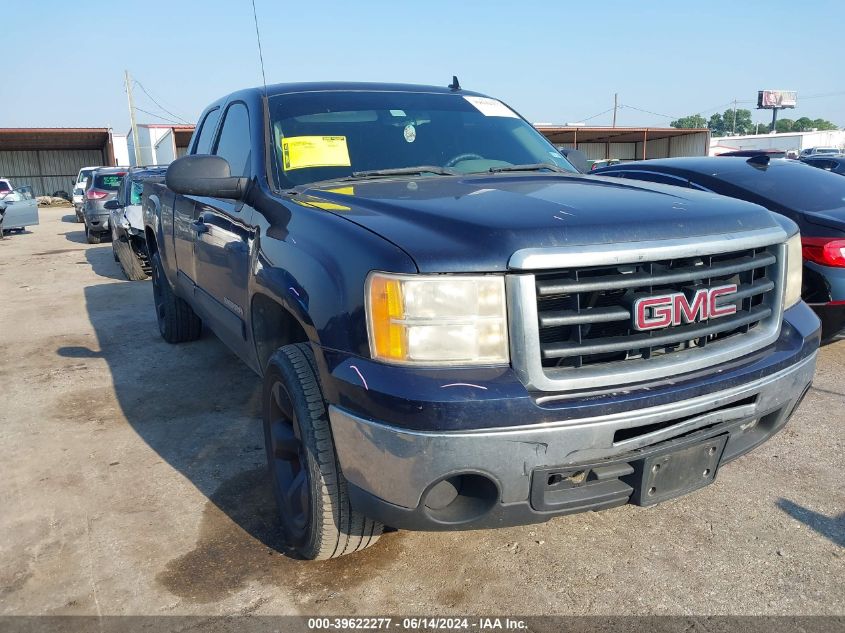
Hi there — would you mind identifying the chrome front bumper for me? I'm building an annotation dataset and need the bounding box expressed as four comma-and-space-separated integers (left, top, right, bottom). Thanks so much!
329, 352, 816, 512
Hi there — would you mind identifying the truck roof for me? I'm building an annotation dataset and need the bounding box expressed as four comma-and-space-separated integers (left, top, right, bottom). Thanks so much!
226, 81, 489, 101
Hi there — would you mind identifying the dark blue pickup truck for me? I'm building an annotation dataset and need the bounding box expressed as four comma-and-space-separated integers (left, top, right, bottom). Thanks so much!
143, 82, 820, 559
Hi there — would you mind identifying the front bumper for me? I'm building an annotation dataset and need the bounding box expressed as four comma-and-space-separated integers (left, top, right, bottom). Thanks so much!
326, 302, 820, 531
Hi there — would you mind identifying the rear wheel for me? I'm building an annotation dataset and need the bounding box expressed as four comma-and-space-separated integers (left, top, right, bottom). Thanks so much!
263, 343, 382, 559
150, 251, 201, 343
86, 227, 102, 244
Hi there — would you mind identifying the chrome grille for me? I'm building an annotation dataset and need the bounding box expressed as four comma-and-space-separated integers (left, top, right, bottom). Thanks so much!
505, 228, 787, 393
536, 247, 776, 369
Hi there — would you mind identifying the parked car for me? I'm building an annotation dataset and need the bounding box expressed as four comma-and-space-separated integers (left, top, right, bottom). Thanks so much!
592, 156, 845, 339
800, 155, 845, 176
106, 166, 167, 280
143, 81, 817, 560
799, 147, 842, 158
82, 168, 126, 244
0, 185, 39, 236
0, 178, 13, 199
74, 166, 100, 222
588, 158, 621, 170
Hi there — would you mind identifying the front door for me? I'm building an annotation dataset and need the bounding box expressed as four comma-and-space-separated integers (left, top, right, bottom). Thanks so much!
192, 101, 255, 356
1, 186, 39, 230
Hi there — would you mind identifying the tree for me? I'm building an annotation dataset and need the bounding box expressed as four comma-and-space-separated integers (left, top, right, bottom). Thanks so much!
707, 108, 754, 136
774, 118, 794, 133
708, 113, 726, 136
670, 114, 707, 129
812, 118, 838, 131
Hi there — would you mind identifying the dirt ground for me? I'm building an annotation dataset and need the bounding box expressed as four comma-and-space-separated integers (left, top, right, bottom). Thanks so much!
0, 207, 843, 617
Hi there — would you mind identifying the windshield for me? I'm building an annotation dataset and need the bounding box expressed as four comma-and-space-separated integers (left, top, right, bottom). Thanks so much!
268, 91, 575, 188
722, 161, 845, 212
0, 181, 10, 192
78, 169, 94, 183
815, 148, 840, 155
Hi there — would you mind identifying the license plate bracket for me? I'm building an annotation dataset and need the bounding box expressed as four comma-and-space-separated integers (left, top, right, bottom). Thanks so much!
629, 434, 728, 506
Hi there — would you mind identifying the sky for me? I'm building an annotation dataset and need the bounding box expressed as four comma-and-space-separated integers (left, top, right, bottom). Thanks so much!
3, 0, 844, 133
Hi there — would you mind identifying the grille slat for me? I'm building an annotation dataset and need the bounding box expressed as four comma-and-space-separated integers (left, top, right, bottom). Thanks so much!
534, 245, 778, 372
540, 306, 631, 327
536, 253, 776, 296
542, 305, 771, 359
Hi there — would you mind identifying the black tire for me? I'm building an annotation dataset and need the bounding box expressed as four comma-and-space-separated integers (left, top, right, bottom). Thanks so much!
150, 251, 202, 343
86, 227, 102, 244
115, 237, 148, 281
76, 212, 84, 224
263, 343, 382, 559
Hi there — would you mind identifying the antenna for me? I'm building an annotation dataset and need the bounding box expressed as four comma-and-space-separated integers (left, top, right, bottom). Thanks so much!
250, 0, 268, 96
448, 75, 461, 91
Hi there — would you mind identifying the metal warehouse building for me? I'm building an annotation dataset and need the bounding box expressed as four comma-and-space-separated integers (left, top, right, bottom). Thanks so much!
536, 126, 710, 160
0, 125, 195, 197
0, 128, 117, 197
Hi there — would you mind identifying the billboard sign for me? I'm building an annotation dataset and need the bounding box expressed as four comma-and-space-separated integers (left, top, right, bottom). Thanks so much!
757, 90, 797, 109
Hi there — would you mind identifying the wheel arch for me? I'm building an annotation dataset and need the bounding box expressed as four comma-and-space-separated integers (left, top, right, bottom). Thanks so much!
251, 292, 311, 374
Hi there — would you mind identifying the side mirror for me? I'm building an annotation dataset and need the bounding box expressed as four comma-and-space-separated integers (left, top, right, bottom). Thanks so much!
104, 199, 122, 210
166, 155, 248, 199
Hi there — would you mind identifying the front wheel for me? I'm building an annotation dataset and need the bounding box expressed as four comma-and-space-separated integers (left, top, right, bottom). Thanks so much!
263, 343, 382, 559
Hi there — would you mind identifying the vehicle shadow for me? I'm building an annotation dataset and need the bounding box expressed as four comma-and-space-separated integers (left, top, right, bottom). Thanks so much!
776, 498, 845, 548
64, 229, 89, 245
85, 245, 126, 281
61, 214, 78, 223
58, 282, 292, 557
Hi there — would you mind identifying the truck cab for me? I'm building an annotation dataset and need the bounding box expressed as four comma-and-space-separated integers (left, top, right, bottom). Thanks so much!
143, 82, 820, 560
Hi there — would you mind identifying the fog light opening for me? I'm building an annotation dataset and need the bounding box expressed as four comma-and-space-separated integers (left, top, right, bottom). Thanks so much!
423, 474, 498, 524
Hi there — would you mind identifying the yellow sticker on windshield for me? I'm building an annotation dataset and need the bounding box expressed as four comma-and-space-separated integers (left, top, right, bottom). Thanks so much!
280, 135, 351, 171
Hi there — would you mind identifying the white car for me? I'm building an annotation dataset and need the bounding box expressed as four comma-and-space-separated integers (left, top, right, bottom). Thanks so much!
799, 147, 842, 158
0, 185, 39, 236
73, 166, 101, 222
0, 178, 12, 199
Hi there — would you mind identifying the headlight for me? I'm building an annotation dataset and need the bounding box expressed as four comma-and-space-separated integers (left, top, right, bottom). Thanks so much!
366, 272, 509, 365
784, 233, 802, 308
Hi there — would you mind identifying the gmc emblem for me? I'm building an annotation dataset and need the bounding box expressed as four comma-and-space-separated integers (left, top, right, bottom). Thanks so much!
633, 284, 738, 331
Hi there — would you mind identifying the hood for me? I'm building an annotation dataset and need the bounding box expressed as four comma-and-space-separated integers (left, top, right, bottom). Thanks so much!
301, 173, 781, 272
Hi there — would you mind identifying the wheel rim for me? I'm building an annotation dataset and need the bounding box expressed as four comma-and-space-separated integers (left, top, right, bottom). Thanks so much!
267, 379, 310, 543
151, 260, 166, 332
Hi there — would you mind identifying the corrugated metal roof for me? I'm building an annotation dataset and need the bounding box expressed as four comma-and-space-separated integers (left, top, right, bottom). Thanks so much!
537, 126, 709, 144
0, 128, 111, 151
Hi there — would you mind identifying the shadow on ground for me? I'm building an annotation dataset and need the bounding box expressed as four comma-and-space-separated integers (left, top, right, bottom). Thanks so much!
85, 245, 125, 281
56, 282, 402, 603
61, 214, 79, 223
776, 499, 845, 548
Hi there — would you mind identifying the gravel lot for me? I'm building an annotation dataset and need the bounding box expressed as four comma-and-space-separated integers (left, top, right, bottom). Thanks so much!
1, 207, 843, 616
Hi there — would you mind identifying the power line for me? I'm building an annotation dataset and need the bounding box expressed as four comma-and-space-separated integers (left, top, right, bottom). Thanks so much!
133, 80, 192, 124
133, 107, 186, 126
574, 106, 616, 123
619, 103, 678, 119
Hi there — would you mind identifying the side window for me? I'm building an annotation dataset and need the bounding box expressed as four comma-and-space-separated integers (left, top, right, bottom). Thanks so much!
192, 107, 222, 155
213, 103, 252, 178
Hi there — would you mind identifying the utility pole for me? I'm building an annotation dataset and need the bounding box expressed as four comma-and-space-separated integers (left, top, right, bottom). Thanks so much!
612, 93, 618, 128
732, 99, 737, 135
124, 70, 141, 167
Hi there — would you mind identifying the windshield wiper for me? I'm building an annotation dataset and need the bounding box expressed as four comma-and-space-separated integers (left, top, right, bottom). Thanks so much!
351, 166, 459, 178
487, 163, 570, 174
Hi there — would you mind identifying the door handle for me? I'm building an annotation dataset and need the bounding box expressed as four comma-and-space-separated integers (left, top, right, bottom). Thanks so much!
191, 219, 209, 234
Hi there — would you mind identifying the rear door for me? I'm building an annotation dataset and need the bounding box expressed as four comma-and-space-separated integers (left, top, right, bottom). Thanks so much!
192, 101, 255, 353
1, 186, 39, 229
172, 106, 222, 286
